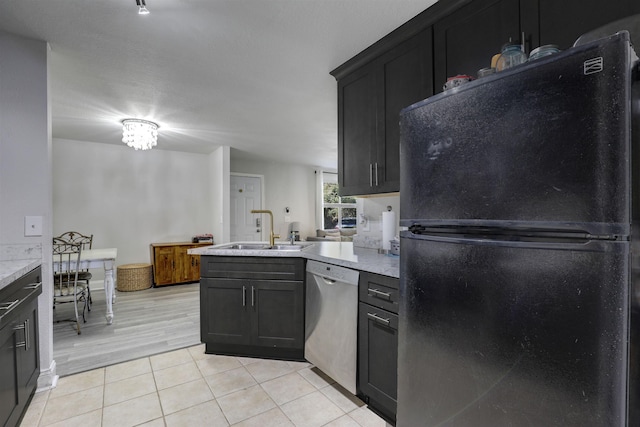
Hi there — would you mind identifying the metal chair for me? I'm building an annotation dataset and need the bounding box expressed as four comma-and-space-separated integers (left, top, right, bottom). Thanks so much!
54, 231, 93, 308
52, 238, 89, 334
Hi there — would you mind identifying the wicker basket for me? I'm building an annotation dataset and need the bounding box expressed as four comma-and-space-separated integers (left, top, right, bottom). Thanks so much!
117, 263, 152, 292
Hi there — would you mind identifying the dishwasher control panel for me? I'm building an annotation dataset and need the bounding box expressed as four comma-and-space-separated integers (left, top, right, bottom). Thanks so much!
306, 260, 359, 285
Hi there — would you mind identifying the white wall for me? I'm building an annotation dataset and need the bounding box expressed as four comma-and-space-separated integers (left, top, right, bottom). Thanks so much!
53, 139, 214, 278
0, 32, 55, 389
230, 158, 317, 240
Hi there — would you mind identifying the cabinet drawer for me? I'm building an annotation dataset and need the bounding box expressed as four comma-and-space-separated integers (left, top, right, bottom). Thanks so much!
201, 256, 305, 281
359, 272, 399, 314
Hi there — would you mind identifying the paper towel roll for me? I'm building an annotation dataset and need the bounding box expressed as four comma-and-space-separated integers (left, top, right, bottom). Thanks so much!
382, 210, 396, 250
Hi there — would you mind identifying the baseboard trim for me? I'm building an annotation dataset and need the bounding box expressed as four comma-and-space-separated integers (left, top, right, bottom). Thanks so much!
36, 359, 58, 391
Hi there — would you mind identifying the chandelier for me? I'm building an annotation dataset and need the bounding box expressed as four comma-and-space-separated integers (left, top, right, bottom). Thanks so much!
121, 119, 158, 150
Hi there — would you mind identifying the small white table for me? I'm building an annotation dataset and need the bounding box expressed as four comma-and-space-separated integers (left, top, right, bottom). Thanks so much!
53, 248, 118, 324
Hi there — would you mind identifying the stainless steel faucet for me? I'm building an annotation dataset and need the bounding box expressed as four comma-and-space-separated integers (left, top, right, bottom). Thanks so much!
251, 209, 280, 247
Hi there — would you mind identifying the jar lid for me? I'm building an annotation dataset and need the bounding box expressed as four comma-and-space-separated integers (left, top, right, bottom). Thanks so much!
501, 43, 522, 52
529, 44, 560, 60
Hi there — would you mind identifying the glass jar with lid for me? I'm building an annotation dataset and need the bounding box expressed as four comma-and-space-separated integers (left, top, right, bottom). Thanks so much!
496, 44, 527, 71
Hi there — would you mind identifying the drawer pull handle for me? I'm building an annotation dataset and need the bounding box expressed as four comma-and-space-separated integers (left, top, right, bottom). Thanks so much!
368, 288, 391, 300
14, 319, 29, 351
0, 300, 19, 311
367, 312, 390, 326
242, 286, 246, 307
24, 282, 42, 290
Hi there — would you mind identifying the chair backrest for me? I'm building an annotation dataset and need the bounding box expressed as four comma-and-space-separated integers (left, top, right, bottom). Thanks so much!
52, 238, 83, 287
55, 231, 93, 250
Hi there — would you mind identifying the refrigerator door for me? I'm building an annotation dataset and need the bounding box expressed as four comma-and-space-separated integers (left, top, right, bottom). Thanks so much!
399, 32, 634, 236
397, 233, 629, 427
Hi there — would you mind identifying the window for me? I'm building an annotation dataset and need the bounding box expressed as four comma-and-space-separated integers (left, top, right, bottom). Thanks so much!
322, 172, 356, 229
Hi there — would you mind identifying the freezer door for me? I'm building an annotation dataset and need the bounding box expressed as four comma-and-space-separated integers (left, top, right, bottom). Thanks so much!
397, 234, 629, 427
399, 32, 634, 236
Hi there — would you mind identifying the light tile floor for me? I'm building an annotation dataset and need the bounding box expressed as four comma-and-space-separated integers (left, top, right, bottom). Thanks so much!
21, 344, 390, 427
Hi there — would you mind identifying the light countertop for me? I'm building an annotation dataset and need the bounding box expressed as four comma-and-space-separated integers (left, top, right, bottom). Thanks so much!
189, 241, 399, 278
0, 259, 42, 291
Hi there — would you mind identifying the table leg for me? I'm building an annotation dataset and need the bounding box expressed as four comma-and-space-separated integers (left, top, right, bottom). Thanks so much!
104, 261, 115, 324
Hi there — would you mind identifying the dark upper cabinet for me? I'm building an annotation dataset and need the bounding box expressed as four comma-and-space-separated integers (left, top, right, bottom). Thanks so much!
528, 0, 640, 49
434, 0, 521, 93
333, 0, 640, 196
334, 29, 433, 196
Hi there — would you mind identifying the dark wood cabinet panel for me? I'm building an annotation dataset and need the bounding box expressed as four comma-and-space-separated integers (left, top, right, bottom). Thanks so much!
252, 281, 304, 349
358, 302, 399, 422
434, 0, 521, 93
533, 0, 640, 49
377, 30, 434, 193
0, 320, 18, 427
200, 257, 305, 360
358, 272, 399, 423
338, 65, 377, 194
335, 29, 432, 196
0, 266, 41, 427
17, 299, 39, 410
200, 278, 249, 346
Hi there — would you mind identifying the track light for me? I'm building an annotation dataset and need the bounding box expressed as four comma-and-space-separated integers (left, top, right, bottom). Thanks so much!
136, 0, 149, 15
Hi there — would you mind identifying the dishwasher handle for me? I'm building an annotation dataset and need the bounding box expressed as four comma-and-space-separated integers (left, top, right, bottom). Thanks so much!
316, 275, 337, 285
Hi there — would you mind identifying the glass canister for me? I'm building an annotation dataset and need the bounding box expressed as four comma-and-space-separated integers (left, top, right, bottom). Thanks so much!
496, 44, 527, 71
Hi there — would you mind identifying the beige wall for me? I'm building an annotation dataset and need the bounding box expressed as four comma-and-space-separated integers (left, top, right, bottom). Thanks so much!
230, 157, 318, 241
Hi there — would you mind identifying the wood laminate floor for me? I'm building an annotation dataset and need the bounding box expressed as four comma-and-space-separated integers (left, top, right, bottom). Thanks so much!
53, 282, 201, 377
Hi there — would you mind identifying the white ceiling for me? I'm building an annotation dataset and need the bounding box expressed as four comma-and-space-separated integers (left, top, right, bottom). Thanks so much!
0, 0, 438, 170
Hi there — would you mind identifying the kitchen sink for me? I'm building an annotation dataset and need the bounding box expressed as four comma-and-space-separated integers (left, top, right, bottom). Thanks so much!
218, 243, 313, 251
227, 244, 268, 250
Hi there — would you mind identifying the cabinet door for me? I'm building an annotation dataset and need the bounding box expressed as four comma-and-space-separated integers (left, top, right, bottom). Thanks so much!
338, 64, 377, 196
250, 280, 304, 349
358, 302, 399, 422
434, 0, 521, 93
16, 299, 39, 407
153, 246, 175, 286
200, 278, 250, 345
374, 29, 433, 193
187, 248, 202, 282
532, 0, 640, 49
0, 322, 18, 427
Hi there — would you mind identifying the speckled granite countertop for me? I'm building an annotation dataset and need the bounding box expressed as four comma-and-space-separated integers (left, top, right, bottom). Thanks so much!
0, 243, 42, 291
0, 259, 41, 290
189, 241, 399, 278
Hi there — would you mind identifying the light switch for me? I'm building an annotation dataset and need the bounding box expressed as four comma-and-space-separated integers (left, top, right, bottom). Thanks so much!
25, 216, 43, 237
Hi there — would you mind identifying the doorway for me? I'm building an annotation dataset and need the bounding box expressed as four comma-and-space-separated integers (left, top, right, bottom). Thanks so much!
230, 174, 264, 242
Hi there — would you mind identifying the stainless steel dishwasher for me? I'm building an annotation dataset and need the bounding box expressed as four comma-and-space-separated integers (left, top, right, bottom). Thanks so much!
305, 260, 359, 394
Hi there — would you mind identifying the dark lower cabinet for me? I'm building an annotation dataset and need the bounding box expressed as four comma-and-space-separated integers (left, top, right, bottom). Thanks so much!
0, 266, 41, 427
200, 257, 305, 360
358, 272, 399, 423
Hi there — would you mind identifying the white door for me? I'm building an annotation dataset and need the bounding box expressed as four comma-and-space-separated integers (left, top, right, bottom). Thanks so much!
230, 175, 262, 242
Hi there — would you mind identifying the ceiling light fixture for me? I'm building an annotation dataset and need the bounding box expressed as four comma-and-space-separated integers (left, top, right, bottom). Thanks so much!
136, 0, 150, 15
121, 119, 158, 150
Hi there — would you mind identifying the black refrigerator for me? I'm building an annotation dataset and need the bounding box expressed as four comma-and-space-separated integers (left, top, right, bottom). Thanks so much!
398, 31, 640, 426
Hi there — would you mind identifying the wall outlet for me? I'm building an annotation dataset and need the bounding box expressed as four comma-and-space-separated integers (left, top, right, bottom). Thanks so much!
25, 216, 43, 236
